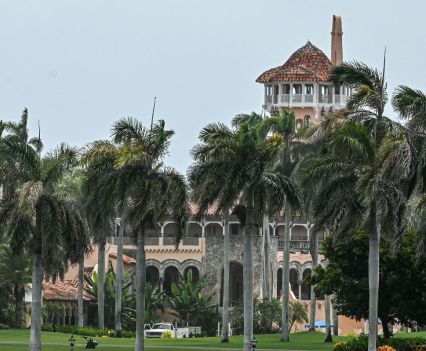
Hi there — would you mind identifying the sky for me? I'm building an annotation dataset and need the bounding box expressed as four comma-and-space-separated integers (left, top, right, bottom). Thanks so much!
0, 1, 425, 173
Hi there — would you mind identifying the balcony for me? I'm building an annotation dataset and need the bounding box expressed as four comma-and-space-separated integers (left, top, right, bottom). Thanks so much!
108, 236, 200, 247
278, 239, 323, 251
280, 94, 290, 103
319, 94, 332, 103
292, 94, 302, 103
304, 94, 314, 103
265, 95, 273, 104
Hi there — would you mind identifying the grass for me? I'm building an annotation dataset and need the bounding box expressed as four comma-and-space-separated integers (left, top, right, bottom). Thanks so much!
0, 329, 424, 351
0, 329, 349, 351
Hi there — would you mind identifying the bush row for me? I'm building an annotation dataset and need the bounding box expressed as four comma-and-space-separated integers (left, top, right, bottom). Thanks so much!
41, 324, 135, 338
334, 335, 426, 351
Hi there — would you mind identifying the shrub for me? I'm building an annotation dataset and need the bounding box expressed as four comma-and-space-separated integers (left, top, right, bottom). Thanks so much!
342, 335, 426, 351
121, 330, 135, 338
41, 323, 53, 332
385, 337, 426, 351
377, 346, 396, 351
334, 342, 347, 351
42, 325, 136, 338
0, 323, 10, 330
161, 330, 174, 338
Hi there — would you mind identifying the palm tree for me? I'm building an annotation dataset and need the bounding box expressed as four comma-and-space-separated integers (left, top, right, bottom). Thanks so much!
299, 61, 417, 351
109, 117, 189, 351
82, 138, 128, 336
261, 111, 308, 341
57, 170, 92, 328
188, 126, 236, 343
82, 140, 118, 330
288, 301, 308, 332
392, 85, 426, 256
0, 245, 32, 328
392, 86, 426, 132
329, 62, 419, 351
189, 116, 299, 351
0, 111, 90, 351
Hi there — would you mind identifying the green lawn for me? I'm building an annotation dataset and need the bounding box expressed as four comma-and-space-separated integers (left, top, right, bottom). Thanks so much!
0, 329, 424, 351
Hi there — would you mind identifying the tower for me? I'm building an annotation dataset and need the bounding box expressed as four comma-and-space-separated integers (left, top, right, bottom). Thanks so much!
331, 15, 343, 66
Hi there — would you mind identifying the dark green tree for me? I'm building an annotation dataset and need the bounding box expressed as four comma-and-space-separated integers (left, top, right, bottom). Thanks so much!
313, 229, 426, 339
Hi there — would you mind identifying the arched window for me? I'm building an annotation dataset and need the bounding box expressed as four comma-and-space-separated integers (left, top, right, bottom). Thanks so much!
296, 119, 303, 130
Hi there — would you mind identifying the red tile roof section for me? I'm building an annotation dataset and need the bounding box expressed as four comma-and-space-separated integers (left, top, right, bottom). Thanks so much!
43, 276, 94, 301
256, 41, 332, 83
109, 252, 136, 265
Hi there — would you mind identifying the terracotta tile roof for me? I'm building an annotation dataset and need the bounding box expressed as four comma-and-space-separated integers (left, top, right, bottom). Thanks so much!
256, 41, 332, 83
43, 277, 94, 301
189, 201, 219, 216
109, 252, 136, 265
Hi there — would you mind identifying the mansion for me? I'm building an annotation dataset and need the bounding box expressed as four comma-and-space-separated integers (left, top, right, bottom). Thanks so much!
40, 15, 364, 335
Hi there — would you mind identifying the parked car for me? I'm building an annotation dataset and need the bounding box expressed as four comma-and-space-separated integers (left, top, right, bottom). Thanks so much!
146, 323, 176, 338
143, 324, 151, 337
145, 323, 200, 338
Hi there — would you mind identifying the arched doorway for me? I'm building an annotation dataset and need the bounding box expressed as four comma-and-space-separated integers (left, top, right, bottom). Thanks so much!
146, 266, 160, 286
220, 262, 243, 306
183, 266, 199, 282
301, 269, 312, 300
290, 268, 300, 299
163, 266, 180, 295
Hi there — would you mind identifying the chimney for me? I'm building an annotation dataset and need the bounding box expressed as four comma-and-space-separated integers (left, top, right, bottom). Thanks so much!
331, 15, 343, 66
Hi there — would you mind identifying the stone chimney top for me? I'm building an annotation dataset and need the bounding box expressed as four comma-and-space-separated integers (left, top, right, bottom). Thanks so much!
331, 15, 343, 66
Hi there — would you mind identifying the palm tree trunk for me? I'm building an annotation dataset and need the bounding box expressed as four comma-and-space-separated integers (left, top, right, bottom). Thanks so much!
135, 226, 146, 351
29, 253, 43, 351
281, 202, 291, 342
221, 208, 230, 343
243, 224, 254, 351
309, 232, 318, 331
262, 214, 271, 301
78, 255, 84, 327
115, 217, 125, 337
97, 240, 106, 329
324, 294, 332, 342
14, 284, 24, 328
368, 210, 381, 351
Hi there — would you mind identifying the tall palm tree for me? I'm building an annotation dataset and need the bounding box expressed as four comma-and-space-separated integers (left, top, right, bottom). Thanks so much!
329, 62, 419, 351
188, 125, 235, 343
189, 116, 299, 351
82, 140, 118, 330
110, 118, 190, 351
0, 111, 90, 351
261, 111, 307, 341
57, 170, 92, 328
82, 138, 128, 336
299, 60, 417, 350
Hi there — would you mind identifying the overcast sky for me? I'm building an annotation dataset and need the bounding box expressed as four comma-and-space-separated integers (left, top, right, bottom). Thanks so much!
1, 1, 425, 173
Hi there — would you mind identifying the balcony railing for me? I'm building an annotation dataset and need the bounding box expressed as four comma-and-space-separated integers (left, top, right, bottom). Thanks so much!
280, 94, 290, 103
278, 240, 323, 251
108, 236, 200, 246
292, 94, 302, 103
304, 94, 314, 103
319, 94, 332, 103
